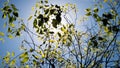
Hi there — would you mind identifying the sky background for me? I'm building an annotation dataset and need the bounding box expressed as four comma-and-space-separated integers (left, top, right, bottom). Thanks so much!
0, 0, 96, 65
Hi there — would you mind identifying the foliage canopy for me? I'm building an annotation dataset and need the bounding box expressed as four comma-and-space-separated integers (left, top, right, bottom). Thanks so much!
0, 0, 120, 68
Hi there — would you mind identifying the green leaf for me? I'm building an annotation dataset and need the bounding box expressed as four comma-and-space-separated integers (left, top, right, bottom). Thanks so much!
0, 38, 4, 43
28, 16, 33, 21
8, 27, 12, 33
58, 32, 61, 37
85, 12, 91, 16
85, 8, 91, 12
93, 7, 99, 13
3, 23, 7, 28
104, 0, 108, 2
37, 14, 43, 19
3, 6, 10, 11
21, 57, 29, 63
0, 32, 4, 36
8, 34, 13, 39
2, 13, 7, 19
13, 11, 18, 17
7, 52, 10, 57
52, 19, 57, 28
30, 48, 34, 52
9, 16, 15, 23
44, 9, 49, 14
50, 9, 55, 14
98, 37, 103, 40
19, 52, 28, 58
9, 23, 15, 27
38, 20, 43, 27
33, 19, 37, 28
26, 65, 30, 68
45, 0, 48, 3
3, 56, 10, 63
16, 31, 20, 36
11, 4, 18, 11
44, 17, 49, 22
41, 1, 43, 3
33, 59, 37, 65
56, 14, 61, 23
10, 59, 16, 66
8, 9, 12, 13
32, 54, 39, 59
49, 31, 54, 34
21, 24, 25, 30
11, 52, 15, 57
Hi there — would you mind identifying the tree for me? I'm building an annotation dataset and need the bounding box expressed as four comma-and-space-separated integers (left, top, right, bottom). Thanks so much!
0, 0, 120, 68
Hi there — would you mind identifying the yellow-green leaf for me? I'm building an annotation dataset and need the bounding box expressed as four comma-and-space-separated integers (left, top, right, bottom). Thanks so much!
11, 52, 15, 57
32, 54, 39, 59
104, 0, 108, 2
104, 27, 109, 32
27, 16, 33, 21
85, 8, 91, 12
2, 13, 6, 19
35, 3, 39, 8
10, 59, 16, 66
21, 24, 25, 30
26, 65, 29, 68
4, 56, 10, 63
0, 38, 4, 43
3, 23, 7, 28
21, 57, 29, 63
19, 52, 28, 58
8, 34, 13, 39
93, 7, 99, 13
9, 23, 15, 27
7, 52, 10, 57
0, 32, 4, 36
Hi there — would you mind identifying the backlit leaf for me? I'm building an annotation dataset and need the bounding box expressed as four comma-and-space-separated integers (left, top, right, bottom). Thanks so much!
11, 4, 18, 11
32, 54, 39, 59
28, 16, 33, 21
8, 34, 13, 39
21, 57, 29, 63
9, 23, 15, 27
104, 27, 109, 32
30, 48, 34, 52
0, 38, 4, 43
11, 52, 15, 57
31, 7, 34, 11
85, 12, 91, 16
3, 23, 7, 28
93, 7, 98, 13
33, 19, 37, 28
45, 0, 48, 3
8, 27, 12, 33
2, 13, 6, 19
0, 32, 4, 36
7, 52, 10, 57
104, 0, 108, 2
26, 65, 29, 68
85, 8, 91, 12
19, 52, 28, 58
10, 59, 16, 66
4, 56, 10, 63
